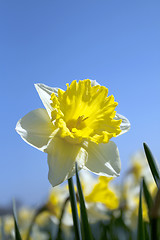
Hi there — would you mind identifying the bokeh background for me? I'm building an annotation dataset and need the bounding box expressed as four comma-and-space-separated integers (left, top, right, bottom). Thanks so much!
0, 0, 160, 207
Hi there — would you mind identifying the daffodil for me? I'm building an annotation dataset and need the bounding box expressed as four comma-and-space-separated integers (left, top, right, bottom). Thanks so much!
85, 176, 119, 210
16, 79, 130, 187
120, 150, 158, 228
82, 172, 119, 223
50, 171, 119, 226
129, 151, 155, 184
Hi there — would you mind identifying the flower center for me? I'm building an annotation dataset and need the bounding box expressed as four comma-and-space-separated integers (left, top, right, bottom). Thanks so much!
67, 115, 88, 132
50, 79, 122, 144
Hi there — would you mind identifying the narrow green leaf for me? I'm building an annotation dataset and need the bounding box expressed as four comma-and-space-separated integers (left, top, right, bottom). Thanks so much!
68, 177, 82, 240
150, 189, 160, 240
75, 163, 93, 240
143, 143, 160, 189
151, 219, 158, 240
137, 180, 145, 240
13, 201, 22, 240
56, 196, 70, 240
1, 218, 5, 240
142, 178, 153, 211
144, 222, 151, 240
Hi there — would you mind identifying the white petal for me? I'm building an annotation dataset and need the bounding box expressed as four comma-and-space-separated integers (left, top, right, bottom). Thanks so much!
83, 141, 121, 177
87, 203, 108, 223
16, 108, 55, 151
79, 170, 97, 196
34, 83, 60, 118
90, 79, 100, 86
115, 113, 131, 135
47, 138, 87, 187
61, 209, 74, 226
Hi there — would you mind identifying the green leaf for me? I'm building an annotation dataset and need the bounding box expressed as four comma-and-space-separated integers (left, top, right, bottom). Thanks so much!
150, 189, 160, 240
143, 143, 160, 189
75, 163, 93, 240
55, 196, 70, 240
0, 218, 5, 240
142, 178, 153, 211
68, 177, 82, 240
144, 222, 151, 240
13, 201, 22, 240
137, 180, 145, 240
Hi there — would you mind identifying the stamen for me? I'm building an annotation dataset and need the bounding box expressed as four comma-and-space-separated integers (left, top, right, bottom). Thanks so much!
50, 79, 121, 144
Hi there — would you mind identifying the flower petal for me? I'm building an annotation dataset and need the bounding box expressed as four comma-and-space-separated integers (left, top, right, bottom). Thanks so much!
87, 203, 108, 223
16, 108, 55, 151
84, 141, 121, 177
46, 138, 87, 187
34, 83, 60, 118
90, 79, 100, 86
115, 113, 131, 135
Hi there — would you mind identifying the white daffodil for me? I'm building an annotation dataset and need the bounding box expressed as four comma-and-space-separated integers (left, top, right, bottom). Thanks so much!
16, 79, 130, 187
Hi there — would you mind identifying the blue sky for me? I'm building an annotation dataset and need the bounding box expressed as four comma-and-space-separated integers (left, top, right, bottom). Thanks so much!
0, 0, 160, 206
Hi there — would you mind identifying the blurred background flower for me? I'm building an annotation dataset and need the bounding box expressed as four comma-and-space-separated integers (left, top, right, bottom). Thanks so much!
119, 150, 158, 228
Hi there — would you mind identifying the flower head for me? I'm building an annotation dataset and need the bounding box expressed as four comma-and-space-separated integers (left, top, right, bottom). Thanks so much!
85, 176, 119, 210
16, 79, 130, 186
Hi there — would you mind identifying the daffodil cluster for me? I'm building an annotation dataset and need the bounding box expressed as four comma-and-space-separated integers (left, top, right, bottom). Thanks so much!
0, 173, 119, 240
1, 149, 159, 239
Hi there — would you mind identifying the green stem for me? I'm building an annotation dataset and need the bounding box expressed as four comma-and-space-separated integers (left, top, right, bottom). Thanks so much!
150, 189, 160, 240
56, 196, 70, 240
75, 163, 93, 240
68, 177, 82, 240
151, 218, 158, 240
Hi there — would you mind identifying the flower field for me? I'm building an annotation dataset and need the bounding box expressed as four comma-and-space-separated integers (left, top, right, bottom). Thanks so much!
0, 144, 160, 240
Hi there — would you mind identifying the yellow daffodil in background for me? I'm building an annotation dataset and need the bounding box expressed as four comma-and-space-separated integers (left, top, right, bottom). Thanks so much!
48, 171, 119, 226
85, 176, 119, 210
45, 184, 68, 221
83, 173, 119, 224
121, 150, 157, 228
20, 226, 49, 240
1, 215, 14, 236
128, 151, 155, 185
16, 79, 130, 187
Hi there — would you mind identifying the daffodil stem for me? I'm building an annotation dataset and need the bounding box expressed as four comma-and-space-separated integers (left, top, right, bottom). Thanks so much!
75, 163, 93, 240
68, 177, 82, 240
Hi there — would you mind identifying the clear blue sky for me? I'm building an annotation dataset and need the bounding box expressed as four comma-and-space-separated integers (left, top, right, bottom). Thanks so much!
0, 0, 160, 206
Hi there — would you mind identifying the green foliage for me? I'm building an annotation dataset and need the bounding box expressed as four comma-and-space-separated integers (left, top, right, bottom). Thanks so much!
137, 180, 145, 240
68, 177, 82, 240
13, 201, 22, 240
2, 143, 160, 240
143, 143, 160, 240
75, 163, 93, 240
98, 211, 133, 240
0, 218, 5, 240
143, 143, 160, 189
142, 178, 153, 212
